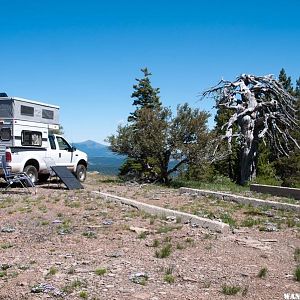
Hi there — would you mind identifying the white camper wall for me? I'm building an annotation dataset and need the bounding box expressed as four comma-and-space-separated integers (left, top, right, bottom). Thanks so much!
13, 98, 60, 125
13, 120, 49, 148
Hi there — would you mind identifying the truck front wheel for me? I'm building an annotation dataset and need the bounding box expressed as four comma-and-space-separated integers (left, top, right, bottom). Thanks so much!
76, 164, 87, 182
24, 165, 38, 184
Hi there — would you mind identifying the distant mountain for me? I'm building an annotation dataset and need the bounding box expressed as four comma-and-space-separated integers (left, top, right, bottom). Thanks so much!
73, 140, 125, 175
73, 140, 121, 158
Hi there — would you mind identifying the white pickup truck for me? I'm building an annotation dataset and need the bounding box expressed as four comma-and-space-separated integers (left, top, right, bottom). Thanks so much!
0, 94, 88, 183
5, 133, 88, 184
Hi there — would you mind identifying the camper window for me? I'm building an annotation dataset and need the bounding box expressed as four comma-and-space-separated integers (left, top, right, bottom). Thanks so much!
21, 131, 42, 146
0, 103, 13, 118
42, 109, 54, 120
0, 128, 11, 141
21, 105, 34, 117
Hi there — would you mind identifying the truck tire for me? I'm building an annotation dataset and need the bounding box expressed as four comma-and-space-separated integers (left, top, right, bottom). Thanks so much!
76, 164, 86, 182
24, 165, 38, 184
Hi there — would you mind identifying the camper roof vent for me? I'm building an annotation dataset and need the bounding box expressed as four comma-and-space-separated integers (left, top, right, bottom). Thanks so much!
0, 93, 8, 97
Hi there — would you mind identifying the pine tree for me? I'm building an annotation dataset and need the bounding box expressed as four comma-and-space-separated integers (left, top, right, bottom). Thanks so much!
278, 68, 293, 93
128, 68, 161, 122
275, 70, 300, 187
108, 68, 211, 183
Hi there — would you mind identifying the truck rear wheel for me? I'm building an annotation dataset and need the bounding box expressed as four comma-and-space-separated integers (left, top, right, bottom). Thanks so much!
76, 164, 86, 182
24, 165, 38, 184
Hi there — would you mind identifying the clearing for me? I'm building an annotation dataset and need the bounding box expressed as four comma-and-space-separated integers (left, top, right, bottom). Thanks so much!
0, 173, 299, 299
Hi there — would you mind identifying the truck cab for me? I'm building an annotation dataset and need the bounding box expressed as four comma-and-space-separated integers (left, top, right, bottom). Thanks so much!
47, 134, 88, 181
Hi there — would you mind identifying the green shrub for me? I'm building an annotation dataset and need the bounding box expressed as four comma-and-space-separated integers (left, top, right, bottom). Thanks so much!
257, 267, 268, 278
79, 291, 88, 299
294, 248, 300, 263
95, 268, 107, 276
155, 244, 172, 258
222, 284, 241, 295
164, 273, 175, 283
295, 265, 300, 282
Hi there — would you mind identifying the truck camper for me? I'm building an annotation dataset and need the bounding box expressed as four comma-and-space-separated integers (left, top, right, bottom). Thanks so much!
0, 93, 88, 183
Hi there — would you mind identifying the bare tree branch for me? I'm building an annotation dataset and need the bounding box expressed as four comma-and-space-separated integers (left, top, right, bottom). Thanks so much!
203, 74, 299, 184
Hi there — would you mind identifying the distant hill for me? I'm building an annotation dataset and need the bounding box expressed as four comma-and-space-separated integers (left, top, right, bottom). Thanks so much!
73, 140, 125, 174
73, 140, 178, 176
73, 140, 120, 158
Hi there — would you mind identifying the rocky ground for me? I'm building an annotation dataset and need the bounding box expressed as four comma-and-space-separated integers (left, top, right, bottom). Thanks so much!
0, 173, 299, 300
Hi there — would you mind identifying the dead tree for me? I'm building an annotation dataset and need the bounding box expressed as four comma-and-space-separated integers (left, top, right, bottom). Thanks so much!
203, 74, 299, 185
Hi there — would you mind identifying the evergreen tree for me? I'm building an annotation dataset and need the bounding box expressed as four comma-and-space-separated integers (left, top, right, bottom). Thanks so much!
128, 68, 161, 122
275, 70, 300, 187
108, 68, 211, 184
278, 68, 293, 93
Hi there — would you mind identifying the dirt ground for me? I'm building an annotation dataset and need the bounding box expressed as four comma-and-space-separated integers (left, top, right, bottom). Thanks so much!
0, 173, 299, 300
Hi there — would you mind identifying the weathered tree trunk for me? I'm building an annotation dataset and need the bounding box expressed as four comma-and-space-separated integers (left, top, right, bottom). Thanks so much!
203, 74, 299, 185
239, 115, 258, 185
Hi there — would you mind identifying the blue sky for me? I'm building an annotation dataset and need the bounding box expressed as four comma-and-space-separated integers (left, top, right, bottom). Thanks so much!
1, 0, 300, 143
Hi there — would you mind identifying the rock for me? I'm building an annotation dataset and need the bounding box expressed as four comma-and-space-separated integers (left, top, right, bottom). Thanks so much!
106, 251, 124, 258
263, 222, 278, 232
130, 272, 149, 284
31, 283, 65, 297
182, 276, 198, 282
102, 220, 113, 226
64, 254, 73, 258
52, 220, 62, 224
264, 211, 274, 217
235, 237, 271, 251
260, 239, 278, 243
0, 264, 12, 270
129, 226, 149, 234
1, 226, 15, 233
166, 216, 176, 222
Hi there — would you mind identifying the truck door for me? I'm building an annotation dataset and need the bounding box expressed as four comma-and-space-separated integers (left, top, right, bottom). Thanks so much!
49, 135, 73, 168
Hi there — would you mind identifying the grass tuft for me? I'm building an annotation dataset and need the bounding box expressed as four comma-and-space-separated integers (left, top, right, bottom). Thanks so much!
155, 243, 172, 258
294, 248, 300, 263
221, 284, 241, 295
95, 268, 107, 276
164, 273, 175, 283
257, 267, 268, 278
79, 291, 88, 299
295, 265, 300, 282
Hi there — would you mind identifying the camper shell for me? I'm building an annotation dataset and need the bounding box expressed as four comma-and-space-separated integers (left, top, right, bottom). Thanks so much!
0, 96, 60, 149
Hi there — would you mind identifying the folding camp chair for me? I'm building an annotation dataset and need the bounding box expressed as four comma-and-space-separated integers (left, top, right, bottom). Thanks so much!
1, 156, 36, 194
